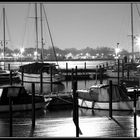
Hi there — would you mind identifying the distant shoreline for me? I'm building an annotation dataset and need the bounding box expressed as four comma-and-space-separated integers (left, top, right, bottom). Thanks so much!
1, 58, 115, 62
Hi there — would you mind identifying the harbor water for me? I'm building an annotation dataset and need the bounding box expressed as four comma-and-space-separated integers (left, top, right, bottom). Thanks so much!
0, 60, 140, 137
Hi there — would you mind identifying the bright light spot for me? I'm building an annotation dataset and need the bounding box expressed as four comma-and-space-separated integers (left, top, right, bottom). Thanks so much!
115, 48, 120, 55
136, 36, 140, 46
34, 51, 37, 56
20, 47, 24, 54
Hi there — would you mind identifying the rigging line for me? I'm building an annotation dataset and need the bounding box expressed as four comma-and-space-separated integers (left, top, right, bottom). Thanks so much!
21, 4, 31, 48
42, 4, 60, 69
135, 4, 140, 21
0, 9, 3, 47
5, 11, 13, 48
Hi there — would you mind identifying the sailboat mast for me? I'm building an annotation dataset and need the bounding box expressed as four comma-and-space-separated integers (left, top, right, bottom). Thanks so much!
40, 3, 44, 63
35, 3, 38, 62
3, 7, 5, 69
131, 3, 134, 63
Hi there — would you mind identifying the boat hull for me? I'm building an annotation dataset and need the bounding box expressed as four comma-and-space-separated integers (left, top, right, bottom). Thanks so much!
0, 102, 45, 112
18, 72, 65, 94
78, 98, 140, 111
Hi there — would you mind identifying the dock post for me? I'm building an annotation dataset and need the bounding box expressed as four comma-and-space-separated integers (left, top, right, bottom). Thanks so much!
10, 70, 12, 85
127, 67, 130, 80
66, 63, 68, 79
32, 83, 35, 128
21, 67, 24, 86
134, 90, 137, 137
84, 62, 86, 76
109, 80, 112, 119
50, 66, 53, 93
9, 97, 13, 137
40, 69, 43, 94
122, 59, 124, 80
75, 66, 78, 81
73, 80, 79, 137
8, 64, 10, 70
99, 65, 103, 84
117, 59, 120, 85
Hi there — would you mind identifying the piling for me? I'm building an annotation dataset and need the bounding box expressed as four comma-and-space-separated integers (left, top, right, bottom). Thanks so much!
40, 70, 43, 94
84, 62, 86, 76
32, 83, 35, 128
9, 97, 13, 137
8, 64, 10, 71
117, 59, 120, 85
66, 62, 68, 78
10, 70, 12, 85
134, 90, 137, 137
127, 67, 130, 80
109, 80, 112, 119
72, 80, 79, 137
122, 59, 124, 80
50, 66, 53, 93
99, 65, 103, 84
21, 67, 24, 86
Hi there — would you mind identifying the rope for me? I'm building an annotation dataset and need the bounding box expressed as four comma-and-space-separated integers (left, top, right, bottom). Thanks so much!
42, 4, 60, 70
21, 4, 31, 48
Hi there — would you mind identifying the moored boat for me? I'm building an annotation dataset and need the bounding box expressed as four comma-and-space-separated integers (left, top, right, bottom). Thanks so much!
77, 84, 140, 111
0, 85, 50, 112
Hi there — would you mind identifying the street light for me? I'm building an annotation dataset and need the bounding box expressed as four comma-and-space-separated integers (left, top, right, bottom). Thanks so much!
115, 43, 120, 59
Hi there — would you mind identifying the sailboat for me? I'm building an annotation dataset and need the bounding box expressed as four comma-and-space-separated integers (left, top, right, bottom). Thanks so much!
0, 7, 20, 85
17, 3, 65, 94
77, 3, 140, 111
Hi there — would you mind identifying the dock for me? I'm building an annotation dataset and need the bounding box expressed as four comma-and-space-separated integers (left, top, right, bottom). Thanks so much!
0, 110, 139, 137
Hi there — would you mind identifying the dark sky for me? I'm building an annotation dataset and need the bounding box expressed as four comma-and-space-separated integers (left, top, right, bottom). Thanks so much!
0, 2, 140, 53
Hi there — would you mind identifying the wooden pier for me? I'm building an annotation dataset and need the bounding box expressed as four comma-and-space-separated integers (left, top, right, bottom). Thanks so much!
0, 112, 139, 137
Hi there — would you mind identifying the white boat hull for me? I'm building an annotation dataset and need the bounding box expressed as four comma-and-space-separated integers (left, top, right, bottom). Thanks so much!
78, 98, 140, 111
18, 72, 65, 94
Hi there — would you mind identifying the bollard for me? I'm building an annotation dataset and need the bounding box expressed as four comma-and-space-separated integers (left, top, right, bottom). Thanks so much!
134, 90, 137, 137
109, 80, 112, 119
9, 97, 13, 137
117, 59, 120, 85
32, 83, 35, 128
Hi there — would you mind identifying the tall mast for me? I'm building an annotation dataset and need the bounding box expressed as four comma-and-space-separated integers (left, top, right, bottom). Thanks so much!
40, 3, 44, 63
3, 7, 5, 69
35, 3, 38, 62
131, 3, 134, 63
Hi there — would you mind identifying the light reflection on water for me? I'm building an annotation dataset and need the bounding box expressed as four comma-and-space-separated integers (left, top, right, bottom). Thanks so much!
0, 107, 139, 137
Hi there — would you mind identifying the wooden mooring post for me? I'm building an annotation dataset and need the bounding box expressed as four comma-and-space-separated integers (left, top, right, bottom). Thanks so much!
21, 67, 24, 86
9, 97, 13, 137
10, 70, 12, 85
40, 69, 43, 94
109, 80, 112, 119
134, 90, 137, 137
32, 83, 35, 128
72, 80, 82, 137
117, 59, 120, 85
